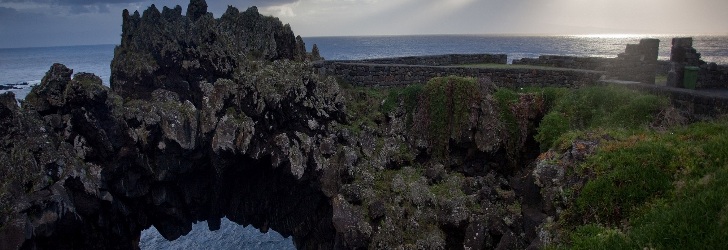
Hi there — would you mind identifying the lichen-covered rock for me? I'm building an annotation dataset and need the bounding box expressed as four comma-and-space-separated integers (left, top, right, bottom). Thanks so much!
111, 0, 307, 103
24, 63, 73, 113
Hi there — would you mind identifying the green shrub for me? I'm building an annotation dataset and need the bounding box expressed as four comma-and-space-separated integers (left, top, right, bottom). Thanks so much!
557, 121, 728, 250
566, 167, 728, 250
626, 167, 728, 249
566, 224, 630, 250
381, 84, 424, 126
417, 76, 480, 158
575, 142, 674, 223
493, 88, 519, 135
519, 87, 568, 110
535, 112, 570, 151
536, 85, 668, 149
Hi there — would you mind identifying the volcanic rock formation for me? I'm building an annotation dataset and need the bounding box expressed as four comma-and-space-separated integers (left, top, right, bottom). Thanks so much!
0, 1, 561, 249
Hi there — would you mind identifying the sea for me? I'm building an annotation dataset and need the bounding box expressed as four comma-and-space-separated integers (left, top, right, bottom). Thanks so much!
1, 34, 728, 249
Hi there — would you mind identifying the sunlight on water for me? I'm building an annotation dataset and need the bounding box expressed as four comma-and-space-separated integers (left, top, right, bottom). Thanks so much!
573, 34, 658, 39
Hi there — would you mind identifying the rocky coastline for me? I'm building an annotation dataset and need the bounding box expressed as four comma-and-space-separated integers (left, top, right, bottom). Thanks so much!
0, 82, 29, 91
1, 1, 725, 250
0, 1, 554, 249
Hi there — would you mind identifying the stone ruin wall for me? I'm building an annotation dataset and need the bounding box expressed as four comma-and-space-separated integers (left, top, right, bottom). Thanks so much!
313, 61, 603, 89
513, 38, 727, 89
323, 53, 508, 66
512, 55, 613, 71
698, 63, 728, 88
666, 37, 728, 89
315, 43, 727, 90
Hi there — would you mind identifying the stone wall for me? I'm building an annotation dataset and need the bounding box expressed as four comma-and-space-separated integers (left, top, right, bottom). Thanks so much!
606, 60, 658, 84
667, 37, 703, 87
511, 39, 661, 84
322, 53, 507, 66
698, 63, 728, 89
605, 38, 660, 84
313, 62, 603, 88
602, 80, 728, 118
512, 55, 614, 71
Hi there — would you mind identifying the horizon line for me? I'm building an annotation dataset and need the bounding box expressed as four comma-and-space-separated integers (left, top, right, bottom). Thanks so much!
2, 32, 727, 50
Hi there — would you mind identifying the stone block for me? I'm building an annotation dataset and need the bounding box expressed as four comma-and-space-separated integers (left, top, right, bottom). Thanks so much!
639, 38, 660, 62
672, 37, 693, 48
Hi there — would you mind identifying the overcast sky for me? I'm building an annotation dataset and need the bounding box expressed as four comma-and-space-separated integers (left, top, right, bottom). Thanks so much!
1, 0, 727, 48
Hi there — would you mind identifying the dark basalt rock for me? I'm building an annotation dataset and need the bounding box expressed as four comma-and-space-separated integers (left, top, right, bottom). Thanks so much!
0, 1, 563, 249
2, 62, 342, 249
112, 0, 304, 104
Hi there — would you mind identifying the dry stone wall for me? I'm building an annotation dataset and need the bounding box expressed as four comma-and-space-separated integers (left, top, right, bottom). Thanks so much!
512, 55, 614, 71
313, 61, 603, 88
604, 38, 660, 84
322, 53, 507, 66
603, 81, 728, 118
699, 63, 728, 89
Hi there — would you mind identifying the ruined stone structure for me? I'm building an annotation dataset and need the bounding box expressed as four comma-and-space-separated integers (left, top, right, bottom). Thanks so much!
604, 38, 660, 84
334, 53, 508, 66
511, 39, 661, 84
515, 37, 727, 89
512, 55, 613, 71
604, 80, 728, 118
667, 37, 705, 88
314, 61, 602, 88
698, 63, 728, 89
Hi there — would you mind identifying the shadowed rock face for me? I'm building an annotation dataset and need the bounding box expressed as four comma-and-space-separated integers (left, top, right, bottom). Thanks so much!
112, 0, 301, 104
1, 54, 345, 248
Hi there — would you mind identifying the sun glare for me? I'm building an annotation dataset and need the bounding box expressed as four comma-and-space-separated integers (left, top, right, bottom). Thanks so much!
574, 34, 651, 39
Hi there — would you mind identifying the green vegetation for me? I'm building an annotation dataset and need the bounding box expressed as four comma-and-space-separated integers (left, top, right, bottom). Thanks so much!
382, 84, 424, 126
531, 85, 728, 249
555, 122, 728, 250
494, 86, 565, 158
417, 76, 480, 158
338, 80, 425, 136
535, 85, 668, 150
339, 78, 727, 249
338, 81, 389, 134
340, 76, 480, 158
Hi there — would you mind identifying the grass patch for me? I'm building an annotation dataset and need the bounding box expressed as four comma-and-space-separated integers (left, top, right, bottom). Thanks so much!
339, 81, 388, 134
556, 121, 728, 250
381, 84, 424, 127
535, 85, 668, 150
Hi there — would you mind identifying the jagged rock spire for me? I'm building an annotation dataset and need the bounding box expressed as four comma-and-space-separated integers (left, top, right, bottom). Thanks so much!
187, 0, 207, 21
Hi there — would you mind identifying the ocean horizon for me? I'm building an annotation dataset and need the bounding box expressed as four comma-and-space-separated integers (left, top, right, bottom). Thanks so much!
3, 34, 728, 88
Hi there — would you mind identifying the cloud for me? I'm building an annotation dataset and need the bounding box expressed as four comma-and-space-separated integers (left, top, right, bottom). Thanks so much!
0, 0, 143, 15
0, 0, 144, 4
244, 0, 298, 7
